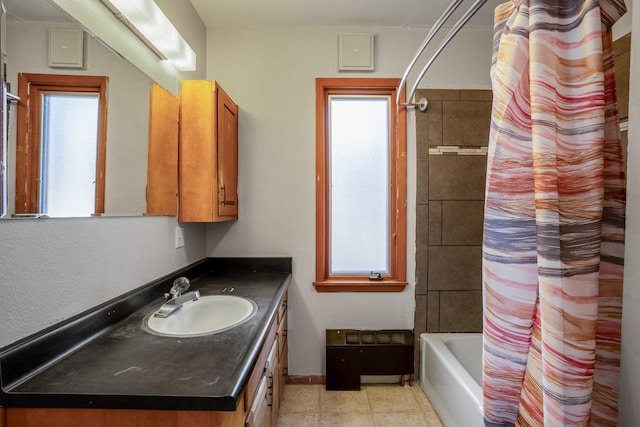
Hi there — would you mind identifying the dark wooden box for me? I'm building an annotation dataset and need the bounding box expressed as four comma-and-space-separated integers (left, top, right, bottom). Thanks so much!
325, 329, 414, 391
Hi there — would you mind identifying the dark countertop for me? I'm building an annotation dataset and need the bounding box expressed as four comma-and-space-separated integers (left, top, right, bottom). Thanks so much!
0, 258, 291, 411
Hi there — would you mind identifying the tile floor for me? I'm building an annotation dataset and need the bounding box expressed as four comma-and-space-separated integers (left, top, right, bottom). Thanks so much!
277, 383, 443, 427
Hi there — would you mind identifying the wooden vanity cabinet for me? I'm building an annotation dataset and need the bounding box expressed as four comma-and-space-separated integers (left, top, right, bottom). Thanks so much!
245, 376, 269, 427
4, 292, 289, 427
277, 302, 288, 403
179, 80, 238, 222
4, 405, 245, 427
244, 292, 288, 427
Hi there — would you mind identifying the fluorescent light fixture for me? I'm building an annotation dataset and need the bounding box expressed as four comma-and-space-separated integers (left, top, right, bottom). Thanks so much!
99, 0, 196, 71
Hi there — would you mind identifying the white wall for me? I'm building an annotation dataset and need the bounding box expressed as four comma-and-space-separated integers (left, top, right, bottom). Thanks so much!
204, 25, 494, 375
0, 0, 208, 349
619, 0, 640, 423
0, 217, 206, 347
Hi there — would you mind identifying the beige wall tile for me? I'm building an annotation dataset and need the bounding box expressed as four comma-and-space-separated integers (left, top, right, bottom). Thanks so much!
428, 246, 482, 291
426, 100, 443, 147
429, 155, 487, 201
414, 88, 489, 334
613, 33, 631, 56
413, 337, 421, 378
442, 100, 492, 146
614, 34, 631, 120
442, 201, 484, 245
428, 201, 442, 246
420, 89, 461, 101
417, 158, 430, 205
427, 291, 439, 333
416, 243, 428, 295
414, 294, 427, 335
415, 89, 429, 100
616, 49, 630, 120
416, 106, 430, 159
461, 89, 492, 101
417, 204, 429, 246
622, 130, 628, 174
439, 291, 483, 332
416, 204, 429, 294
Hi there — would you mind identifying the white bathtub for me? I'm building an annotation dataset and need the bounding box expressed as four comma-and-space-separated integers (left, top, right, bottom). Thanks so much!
420, 333, 483, 427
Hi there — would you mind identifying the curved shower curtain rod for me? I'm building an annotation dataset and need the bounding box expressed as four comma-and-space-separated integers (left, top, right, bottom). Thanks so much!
397, 0, 489, 109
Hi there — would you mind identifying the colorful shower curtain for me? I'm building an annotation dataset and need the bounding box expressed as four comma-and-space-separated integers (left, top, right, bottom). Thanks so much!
482, 0, 627, 426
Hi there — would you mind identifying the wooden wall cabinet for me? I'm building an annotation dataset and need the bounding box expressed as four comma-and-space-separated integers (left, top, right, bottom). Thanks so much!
179, 80, 238, 222
146, 83, 179, 216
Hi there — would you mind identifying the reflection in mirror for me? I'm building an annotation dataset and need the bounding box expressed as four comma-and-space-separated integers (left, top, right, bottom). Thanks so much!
15, 73, 108, 217
2, 0, 154, 218
40, 92, 101, 216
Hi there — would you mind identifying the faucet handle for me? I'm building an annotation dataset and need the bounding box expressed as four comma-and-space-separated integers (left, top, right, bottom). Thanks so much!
170, 277, 190, 297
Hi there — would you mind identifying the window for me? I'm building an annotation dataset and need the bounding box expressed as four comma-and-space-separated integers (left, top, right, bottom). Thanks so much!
314, 78, 407, 292
15, 73, 107, 216
40, 93, 100, 216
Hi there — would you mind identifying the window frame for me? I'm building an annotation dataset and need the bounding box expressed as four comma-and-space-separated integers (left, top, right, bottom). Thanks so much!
314, 78, 407, 292
15, 73, 108, 215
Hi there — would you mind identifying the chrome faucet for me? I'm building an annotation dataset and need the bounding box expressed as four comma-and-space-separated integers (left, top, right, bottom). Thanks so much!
153, 277, 200, 318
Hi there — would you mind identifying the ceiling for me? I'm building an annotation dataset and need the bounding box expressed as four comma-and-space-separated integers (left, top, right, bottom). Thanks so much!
7, 0, 504, 30
189, 0, 504, 29
5, 0, 70, 22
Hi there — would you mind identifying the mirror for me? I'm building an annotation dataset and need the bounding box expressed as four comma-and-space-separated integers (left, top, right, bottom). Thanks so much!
2, 0, 155, 218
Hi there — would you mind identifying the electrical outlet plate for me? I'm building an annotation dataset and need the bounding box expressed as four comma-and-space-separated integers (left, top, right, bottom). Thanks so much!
174, 226, 185, 248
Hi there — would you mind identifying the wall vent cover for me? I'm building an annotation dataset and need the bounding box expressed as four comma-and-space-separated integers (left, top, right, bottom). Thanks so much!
337, 33, 374, 71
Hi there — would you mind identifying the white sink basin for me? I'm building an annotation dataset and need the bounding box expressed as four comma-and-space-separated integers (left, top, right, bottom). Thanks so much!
144, 295, 257, 337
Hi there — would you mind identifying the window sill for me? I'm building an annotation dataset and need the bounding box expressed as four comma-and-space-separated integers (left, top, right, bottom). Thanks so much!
313, 280, 407, 293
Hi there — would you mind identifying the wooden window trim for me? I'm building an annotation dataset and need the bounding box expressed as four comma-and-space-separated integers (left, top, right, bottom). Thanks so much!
15, 73, 108, 215
314, 78, 407, 292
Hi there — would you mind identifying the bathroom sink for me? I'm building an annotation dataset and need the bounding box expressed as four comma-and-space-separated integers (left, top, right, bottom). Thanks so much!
144, 295, 257, 337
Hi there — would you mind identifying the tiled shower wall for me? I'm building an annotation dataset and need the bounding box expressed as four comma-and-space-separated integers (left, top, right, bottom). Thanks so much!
414, 89, 492, 346
415, 34, 631, 352
412, 36, 629, 374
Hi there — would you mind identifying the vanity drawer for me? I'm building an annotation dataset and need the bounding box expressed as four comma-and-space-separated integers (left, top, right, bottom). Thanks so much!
244, 376, 269, 427
244, 316, 277, 412
277, 293, 288, 325
277, 311, 287, 359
